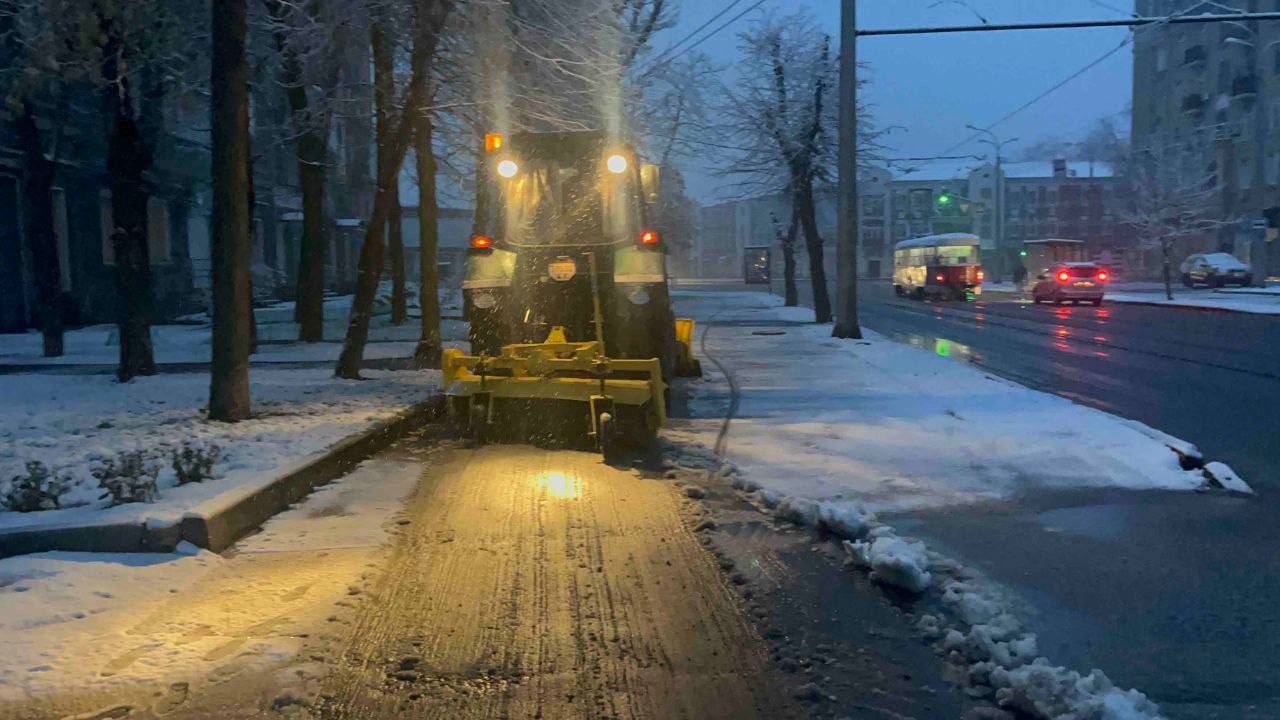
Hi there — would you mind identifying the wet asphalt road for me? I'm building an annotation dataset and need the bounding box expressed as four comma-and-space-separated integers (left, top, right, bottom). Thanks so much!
775, 278, 1280, 719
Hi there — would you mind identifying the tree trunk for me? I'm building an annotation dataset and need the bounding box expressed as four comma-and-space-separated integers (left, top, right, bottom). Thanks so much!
413, 109, 442, 367
15, 102, 65, 357
264, 0, 328, 341
782, 208, 799, 307
101, 18, 156, 382
796, 180, 831, 323
246, 138, 259, 355
1161, 239, 1173, 301
335, 22, 429, 378
295, 139, 328, 340
107, 115, 157, 382
208, 0, 254, 421
389, 190, 407, 324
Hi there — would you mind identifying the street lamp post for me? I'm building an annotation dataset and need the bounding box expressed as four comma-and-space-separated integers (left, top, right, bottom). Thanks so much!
965, 125, 1017, 282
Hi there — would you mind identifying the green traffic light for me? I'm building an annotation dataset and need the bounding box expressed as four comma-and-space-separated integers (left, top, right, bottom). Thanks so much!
1019, 250, 1028, 257
937, 193, 951, 206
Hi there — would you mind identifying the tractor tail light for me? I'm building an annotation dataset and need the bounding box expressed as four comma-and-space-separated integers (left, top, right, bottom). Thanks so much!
470, 235, 494, 250
976, 269, 985, 282
639, 230, 660, 246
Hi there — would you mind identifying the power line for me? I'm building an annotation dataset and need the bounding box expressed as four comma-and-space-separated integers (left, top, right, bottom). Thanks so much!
638, 0, 770, 78
642, 0, 745, 72
857, 11, 1280, 36
935, 36, 1132, 156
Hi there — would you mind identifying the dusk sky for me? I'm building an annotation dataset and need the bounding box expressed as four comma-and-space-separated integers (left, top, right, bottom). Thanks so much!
666, 0, 1136, 202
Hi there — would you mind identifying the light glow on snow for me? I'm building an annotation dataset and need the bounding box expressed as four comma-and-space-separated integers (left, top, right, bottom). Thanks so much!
533, 471, 582, 499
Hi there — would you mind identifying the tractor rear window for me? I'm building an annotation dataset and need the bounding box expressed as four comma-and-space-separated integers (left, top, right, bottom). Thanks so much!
500, 160, 637, 246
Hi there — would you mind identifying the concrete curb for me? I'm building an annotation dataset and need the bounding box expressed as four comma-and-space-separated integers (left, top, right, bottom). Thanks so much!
0, 397, 442, 558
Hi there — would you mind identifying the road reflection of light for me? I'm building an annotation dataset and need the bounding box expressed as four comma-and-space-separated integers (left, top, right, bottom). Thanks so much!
1054, 341, 1071, 352
1094, 335, 1107, 343
975, 314, 986, 322
1056, 327, 1069, 338
533, 471, 582, 499
1094, 351, 1110, 358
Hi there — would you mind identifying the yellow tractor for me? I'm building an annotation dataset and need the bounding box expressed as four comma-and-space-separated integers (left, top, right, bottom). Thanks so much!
442, 130, 699, 459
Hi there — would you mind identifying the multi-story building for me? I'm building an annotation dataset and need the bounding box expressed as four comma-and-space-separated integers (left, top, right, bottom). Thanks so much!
1131, 0, 1280, 278
691, 159, 1121, 282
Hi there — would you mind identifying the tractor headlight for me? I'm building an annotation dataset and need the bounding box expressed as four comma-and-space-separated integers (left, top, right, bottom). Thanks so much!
497, 159, 519, 178
606, 154, 628, 174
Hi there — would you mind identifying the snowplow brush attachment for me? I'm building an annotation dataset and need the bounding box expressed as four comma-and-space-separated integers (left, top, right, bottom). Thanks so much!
441, 328, 665, 456
674, 318, 702, 377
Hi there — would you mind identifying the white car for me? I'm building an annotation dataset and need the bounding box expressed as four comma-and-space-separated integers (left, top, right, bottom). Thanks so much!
1179, 253, 1252, 288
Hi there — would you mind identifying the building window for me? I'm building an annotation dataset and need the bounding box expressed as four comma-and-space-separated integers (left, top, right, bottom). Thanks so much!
1239, 159, 1255, 190
102, 193, 173, 265
1267, 153, 1280, 185
1157, 47, 1168, 72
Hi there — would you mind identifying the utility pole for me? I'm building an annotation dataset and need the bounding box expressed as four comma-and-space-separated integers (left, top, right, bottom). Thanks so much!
832, 0, 861, 339
966, 125, 1016, 282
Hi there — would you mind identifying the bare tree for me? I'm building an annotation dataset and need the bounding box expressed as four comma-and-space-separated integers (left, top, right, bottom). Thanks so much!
1123, 150, 1231, 301
208, 0, 253, 421
335, 0, 453, 379
0, 6, 72, 357
263, 0, 354, 342
716, 12, 872, 322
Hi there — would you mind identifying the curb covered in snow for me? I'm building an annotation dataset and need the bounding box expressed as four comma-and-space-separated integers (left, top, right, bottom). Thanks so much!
661, 443, 1166, 720
0, 398, 442, 558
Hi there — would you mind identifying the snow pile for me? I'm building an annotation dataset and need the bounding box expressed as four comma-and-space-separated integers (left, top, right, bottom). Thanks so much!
0, 368, 438, 532
843, 528, 932, 593
990, 659, 1163, 720
1202, 461, 1252, 494
667, 444, 1167, 719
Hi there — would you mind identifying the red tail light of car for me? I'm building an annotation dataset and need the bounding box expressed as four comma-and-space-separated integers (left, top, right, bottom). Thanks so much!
1057, 270, 1070, 283
1097, 270, 1109, 282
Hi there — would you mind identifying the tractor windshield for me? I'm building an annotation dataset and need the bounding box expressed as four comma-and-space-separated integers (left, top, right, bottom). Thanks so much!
497, 152, 639, 246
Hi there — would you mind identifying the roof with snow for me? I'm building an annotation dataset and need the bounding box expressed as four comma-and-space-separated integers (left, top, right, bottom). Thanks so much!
888, 159, 1114, 182
894, 233, 981, 250
1004, 161, 1114, 179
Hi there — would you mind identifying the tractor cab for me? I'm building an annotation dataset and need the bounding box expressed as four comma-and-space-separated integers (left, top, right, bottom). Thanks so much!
443, 130, 697, 458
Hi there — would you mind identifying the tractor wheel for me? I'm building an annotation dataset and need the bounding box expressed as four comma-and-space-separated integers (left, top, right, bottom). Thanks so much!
598, 412, 622, 464
469, 400, 489, 446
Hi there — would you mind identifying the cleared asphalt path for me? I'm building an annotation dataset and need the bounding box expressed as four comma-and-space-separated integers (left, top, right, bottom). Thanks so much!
310, 445, 799, 720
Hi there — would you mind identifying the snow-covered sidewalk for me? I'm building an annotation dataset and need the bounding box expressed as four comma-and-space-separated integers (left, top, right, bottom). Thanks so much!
0, 284, 467, 369
1105, 289, 1280, 315
0, 452, 425, 707
669, 290, 1210, 516
0, 368, 438, 534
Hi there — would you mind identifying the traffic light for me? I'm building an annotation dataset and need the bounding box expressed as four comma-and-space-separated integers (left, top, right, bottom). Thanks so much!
1019, 250, 1028, 257
937, 192, 952, 207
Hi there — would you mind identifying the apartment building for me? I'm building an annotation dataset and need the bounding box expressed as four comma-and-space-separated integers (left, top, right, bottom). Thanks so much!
1131, 0, 1280, 277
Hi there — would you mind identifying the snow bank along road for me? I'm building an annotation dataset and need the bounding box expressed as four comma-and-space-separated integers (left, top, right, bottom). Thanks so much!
773, 279, 1280, 719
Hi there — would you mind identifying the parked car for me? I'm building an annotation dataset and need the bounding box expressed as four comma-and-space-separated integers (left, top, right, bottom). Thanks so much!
1031, 262, 1108, 306
1180, 253, 1252, 287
